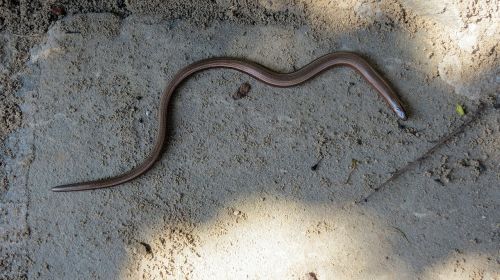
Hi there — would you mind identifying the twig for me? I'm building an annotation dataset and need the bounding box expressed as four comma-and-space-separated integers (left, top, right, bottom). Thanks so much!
391, 226, 410, 243
344, 159, 359, 184
357, 102, 489, 204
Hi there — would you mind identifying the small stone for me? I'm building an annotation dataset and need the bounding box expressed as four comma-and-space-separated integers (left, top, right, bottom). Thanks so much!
232, 82, 251, 100
50, 5, 66, 16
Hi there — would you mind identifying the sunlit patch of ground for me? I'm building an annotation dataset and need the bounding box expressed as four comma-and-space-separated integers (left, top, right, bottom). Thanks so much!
122, 197, 414, 279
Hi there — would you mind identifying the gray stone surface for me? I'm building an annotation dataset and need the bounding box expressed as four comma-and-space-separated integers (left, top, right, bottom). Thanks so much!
2, 9, 499, 280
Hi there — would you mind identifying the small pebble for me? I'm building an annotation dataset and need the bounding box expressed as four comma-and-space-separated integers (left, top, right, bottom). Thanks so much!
232, 82, 251, 100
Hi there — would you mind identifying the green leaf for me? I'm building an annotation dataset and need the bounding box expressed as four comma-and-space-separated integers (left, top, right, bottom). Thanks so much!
456, 104, 465, 116
350, 159, 358, 169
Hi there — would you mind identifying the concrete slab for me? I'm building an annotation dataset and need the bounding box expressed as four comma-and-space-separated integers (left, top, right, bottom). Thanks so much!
5, 13, 500, 279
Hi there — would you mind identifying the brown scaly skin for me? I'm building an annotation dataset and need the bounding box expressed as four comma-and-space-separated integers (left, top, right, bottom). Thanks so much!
52, 52, 407, 192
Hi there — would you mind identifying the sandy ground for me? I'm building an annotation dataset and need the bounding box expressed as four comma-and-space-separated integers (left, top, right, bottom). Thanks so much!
1, 1, 499, 279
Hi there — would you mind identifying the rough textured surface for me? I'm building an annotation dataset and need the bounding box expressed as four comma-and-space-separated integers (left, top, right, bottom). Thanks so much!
1, 1, 499, 279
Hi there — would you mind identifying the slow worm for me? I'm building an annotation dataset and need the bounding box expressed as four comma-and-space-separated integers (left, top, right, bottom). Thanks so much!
52, 52, 407, 192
